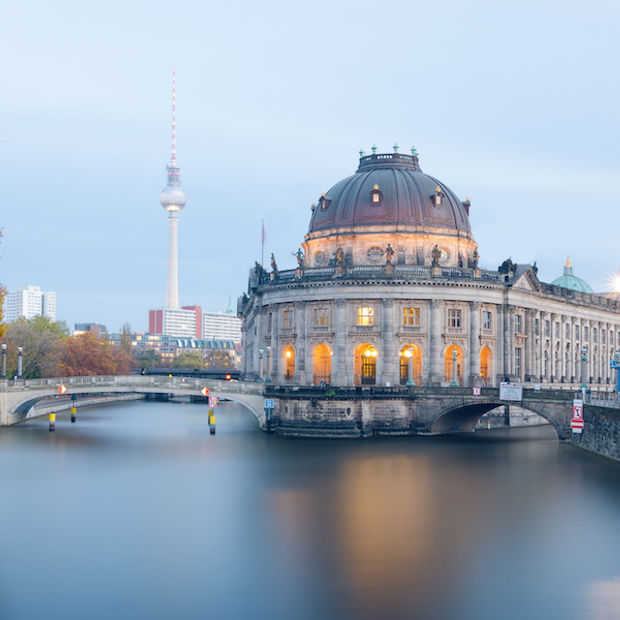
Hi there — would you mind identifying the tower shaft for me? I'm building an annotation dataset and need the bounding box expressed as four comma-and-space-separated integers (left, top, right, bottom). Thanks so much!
166, 212, 180, 309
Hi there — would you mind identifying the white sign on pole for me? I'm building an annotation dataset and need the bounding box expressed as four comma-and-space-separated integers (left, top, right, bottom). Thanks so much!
264, 399, 274, 409
499, 382, 523, 401
472, 386, 481, 396
571, 399, 584, 434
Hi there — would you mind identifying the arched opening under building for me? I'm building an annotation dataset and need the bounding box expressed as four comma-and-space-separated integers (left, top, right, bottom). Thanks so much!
399, 344, 422, 385
312, 343, 332, 385
444, 344, 464, 385
480, 346, 493, 386
354, 343, 377, 385
282, 345, 295, 381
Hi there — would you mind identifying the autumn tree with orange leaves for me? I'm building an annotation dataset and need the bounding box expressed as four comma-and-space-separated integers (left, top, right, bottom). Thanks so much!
58, 332, 132, 376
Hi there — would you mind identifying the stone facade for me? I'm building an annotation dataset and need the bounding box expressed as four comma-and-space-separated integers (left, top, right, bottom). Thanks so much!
240, 267, 620, 392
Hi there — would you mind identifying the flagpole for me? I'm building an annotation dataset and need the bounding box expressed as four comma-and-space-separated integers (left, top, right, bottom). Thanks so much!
261, 219, 265, 268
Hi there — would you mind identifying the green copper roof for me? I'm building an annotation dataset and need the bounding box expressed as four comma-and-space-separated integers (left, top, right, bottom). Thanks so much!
551, 258, 593, 293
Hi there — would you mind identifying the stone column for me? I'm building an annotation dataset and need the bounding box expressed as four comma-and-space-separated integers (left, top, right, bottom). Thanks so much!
550, 313, 557, 383
270, 307, 280, 384
524, 309, 532, 381
295, 302, 306, 385
430, 299, 443, 385
469, 302, 481, 386
496, 304, 504, 385
333, 300, 347, 386
381, 299, 396, 386
503, 303, 512, 380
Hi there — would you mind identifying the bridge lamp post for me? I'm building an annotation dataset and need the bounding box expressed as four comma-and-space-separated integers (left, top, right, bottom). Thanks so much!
1, 343, 6, 379
17, 347, 23, 380
451, 348, 459, 387
404, 346, 415, 386
258, 348, 264, 383
580, 345, 588, 400
265, 346, 272, 384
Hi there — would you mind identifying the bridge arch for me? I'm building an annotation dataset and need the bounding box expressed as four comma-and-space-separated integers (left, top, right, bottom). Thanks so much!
429, 399, 562, 438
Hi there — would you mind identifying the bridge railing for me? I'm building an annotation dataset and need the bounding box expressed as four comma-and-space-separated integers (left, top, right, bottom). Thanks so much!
6, 375, 263, 395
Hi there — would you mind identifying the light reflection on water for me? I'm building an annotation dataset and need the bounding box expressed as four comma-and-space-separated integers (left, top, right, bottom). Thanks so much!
0, 401, 619, 620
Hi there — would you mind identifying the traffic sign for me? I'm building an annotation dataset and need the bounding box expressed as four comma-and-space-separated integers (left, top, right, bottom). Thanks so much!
58, 384, 67, 395
571, 399, 584, 434
208, 395, 218, 408
472, 386, 481, 396
264, 399, 274, 409
200, 387, 209, 397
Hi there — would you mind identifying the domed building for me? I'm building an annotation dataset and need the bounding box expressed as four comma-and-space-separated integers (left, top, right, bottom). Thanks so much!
551, 257, 593, 294
238, 149, 620, 435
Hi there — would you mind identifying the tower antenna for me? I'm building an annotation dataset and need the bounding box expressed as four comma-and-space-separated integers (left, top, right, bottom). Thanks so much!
171, 71, 177, 165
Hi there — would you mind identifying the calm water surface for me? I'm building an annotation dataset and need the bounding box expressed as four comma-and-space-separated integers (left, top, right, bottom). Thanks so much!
1, 401, 619, 620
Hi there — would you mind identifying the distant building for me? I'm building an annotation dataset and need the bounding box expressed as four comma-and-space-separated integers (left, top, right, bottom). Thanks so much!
74, 323, 108, 337
202, 311, 241, 342
4, 285, 56, 322
112, 331, 239, 367
148, 306, 201, 339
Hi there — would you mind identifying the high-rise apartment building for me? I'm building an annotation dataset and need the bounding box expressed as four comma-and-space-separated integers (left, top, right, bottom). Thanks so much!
149, 306, 201, 339
4, 285, 57, 323
202, 311, 241, 343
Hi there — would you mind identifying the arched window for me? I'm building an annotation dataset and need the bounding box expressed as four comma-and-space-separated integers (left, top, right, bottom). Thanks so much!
399, 344, 422, 385
312, 343, 332, 385
444, 344, 464, 385
480, 346, 493, 386
282, 345, 295, 381
354, 343, 377, 385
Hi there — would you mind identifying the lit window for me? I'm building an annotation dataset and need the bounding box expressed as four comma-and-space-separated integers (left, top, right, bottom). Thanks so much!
313, 307, 329, 327
370, 184, 383, 205
357, 306, 374, 326
448, 309, 462, 329
483, 311, 492, 330
402, 307, 420, 327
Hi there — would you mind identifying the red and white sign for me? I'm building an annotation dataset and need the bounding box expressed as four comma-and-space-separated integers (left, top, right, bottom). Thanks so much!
208, 395, 218, 408
571, 399, 584, 434
472, 386, 481, 396
58, 384, 67, 395
200, 386, 209, 397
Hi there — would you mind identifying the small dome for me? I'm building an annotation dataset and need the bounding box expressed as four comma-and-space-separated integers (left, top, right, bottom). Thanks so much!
551, 257, 593, 293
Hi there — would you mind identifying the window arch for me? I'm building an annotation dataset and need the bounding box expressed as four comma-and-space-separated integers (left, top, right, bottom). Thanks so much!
399, 344, 422, 385
480, 346, 493, 386
354, 343, 377, 385
312, 343, 332, 385
282, 345, 295, 381
444, 344, 464, 385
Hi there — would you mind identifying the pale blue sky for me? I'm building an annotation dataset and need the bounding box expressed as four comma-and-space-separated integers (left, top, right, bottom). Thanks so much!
2, 0, 619, 331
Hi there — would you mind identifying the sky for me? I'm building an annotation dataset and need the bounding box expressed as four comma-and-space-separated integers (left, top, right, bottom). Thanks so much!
2, 0, 620, 332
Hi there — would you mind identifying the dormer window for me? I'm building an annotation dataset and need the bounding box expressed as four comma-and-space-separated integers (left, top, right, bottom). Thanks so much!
318, 192, 331, 210
433, 185, 445, 207
370, 184, 383, 205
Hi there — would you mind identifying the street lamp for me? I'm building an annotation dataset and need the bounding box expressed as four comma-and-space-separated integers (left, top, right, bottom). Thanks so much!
580, 345, 588, 399
1, 343, 6, 379
404, 346, 415, 386
17, 347, 23, 380
265, 346, 272, 384
258, 348, 264, 383
451, 348, 459, 386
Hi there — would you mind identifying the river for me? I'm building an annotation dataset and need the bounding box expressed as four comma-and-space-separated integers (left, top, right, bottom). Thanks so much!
0, 401, 619, 620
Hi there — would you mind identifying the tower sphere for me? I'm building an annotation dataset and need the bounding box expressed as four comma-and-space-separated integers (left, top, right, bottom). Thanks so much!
160, 184, 187, 211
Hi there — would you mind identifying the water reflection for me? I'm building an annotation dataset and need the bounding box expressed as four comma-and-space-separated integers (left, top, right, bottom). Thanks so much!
0, 402, 619, 620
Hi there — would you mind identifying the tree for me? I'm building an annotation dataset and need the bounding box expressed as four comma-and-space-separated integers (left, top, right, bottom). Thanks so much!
173, 351, 204, 368
2, 316, 68, 378
120, 323, 132, 352
135, 349, 161, 369
58, 332, 132, 376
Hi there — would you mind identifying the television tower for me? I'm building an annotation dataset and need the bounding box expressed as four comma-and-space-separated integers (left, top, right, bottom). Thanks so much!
159, 71, 187, 309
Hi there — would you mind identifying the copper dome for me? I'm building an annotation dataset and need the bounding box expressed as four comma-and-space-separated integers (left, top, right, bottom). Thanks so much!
308, 152, 471, 235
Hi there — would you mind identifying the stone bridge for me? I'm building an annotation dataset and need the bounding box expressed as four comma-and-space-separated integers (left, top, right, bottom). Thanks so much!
0, 375, 266, 427
266, 385, 620, 461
